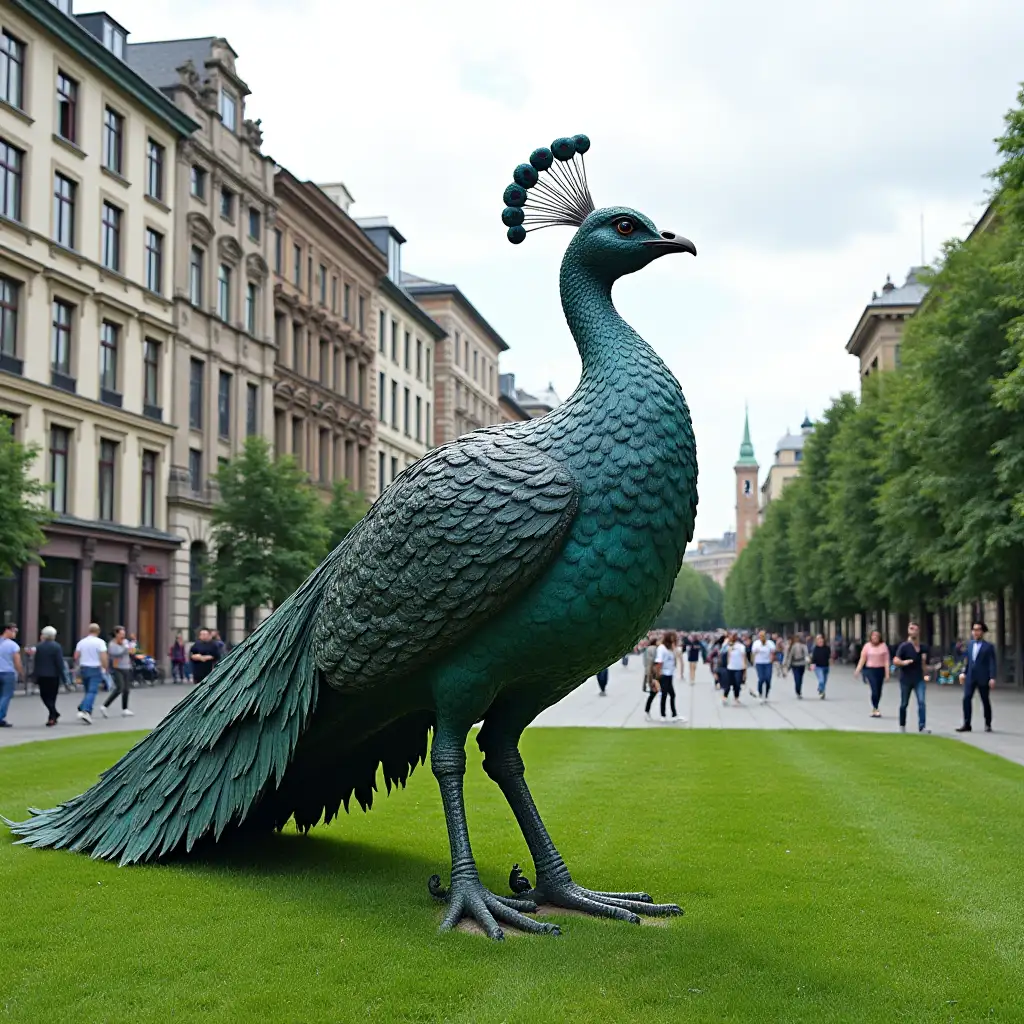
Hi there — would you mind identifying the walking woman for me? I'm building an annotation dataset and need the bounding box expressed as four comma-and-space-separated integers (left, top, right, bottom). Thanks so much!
811, 634, 831, 698
722, 631, 747, 705
646, 630, 681, 721
102, 626, 135, 718
783, 633, 809, 697
855, 628, 890, 718
33, 626, 66, 726
687, 633, 702, 684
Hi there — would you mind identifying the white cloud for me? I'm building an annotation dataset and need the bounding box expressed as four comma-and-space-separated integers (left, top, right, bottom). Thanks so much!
121, 0, 1024, 539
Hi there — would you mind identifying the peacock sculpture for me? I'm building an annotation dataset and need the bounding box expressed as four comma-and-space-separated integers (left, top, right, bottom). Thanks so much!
8, 135, 698, 940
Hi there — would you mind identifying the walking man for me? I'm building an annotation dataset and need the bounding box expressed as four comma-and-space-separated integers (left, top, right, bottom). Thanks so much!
33, 626, 66, 726
893, 622, 930, 734
957, 621, 996, 733
0, 623, 22, 727
189, 628, 221, 685
74, 623, 108, 724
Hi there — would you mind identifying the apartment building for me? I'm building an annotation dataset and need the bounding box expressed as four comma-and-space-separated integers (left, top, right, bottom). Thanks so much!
357, 217, 445, 495
0, 0, 196, 652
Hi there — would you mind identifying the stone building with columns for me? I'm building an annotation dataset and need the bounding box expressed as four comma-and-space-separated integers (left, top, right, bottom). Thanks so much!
270, 171, 383, 500
0, 0, 197, 653
126, 35, 276, 644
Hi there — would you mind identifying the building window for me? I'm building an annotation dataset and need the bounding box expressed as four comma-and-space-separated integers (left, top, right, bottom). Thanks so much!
358, 365, 366, 407
426, 346, 432, 384
189, 358, 204, 429
473, 349, 479, 381
145, 228, 163, 293
220, 89, 237, 131
391, 380, 398, 429
391, 319, 398, 362
0, 138, 23, 221
464, 338, 469, 368
102, 20, 125, 59
247, 206, 260, 241
146, 139, 164, 200
291, 417, 303, 463
0, 275, 17, 360
218, 370, 232, 439
103, 106, 123, 174
143, 338, 160, 409
416, 338, 422, 381
1, 32, 25, 110
56, 71, 78, 143
378, 371, 385, 422
333, 346, 341, 393
307, 255, 313, 296
141, 450, 156, 527
188, 449, 202, 493
319, 339, 328, 385
217, 264, 231, 321
391, 456, 398, 483
358, 295, 365, 333
98, 439, 117, 521
190, 165, 206, 199
344, 355, 353, 398
415, 396, 422, 442
331, 275, 338, 314
426, 402, 431, 445
245, 281, 258, 334
51, 299, 73, 375
343, 283, 351, 322
273, 229, 282, 274
403, 387, 410, 436
49, 426, 70, 514
53, 173, 75, 248
220, 187, 234, 221
292, 244, 301, 287
99, 320, 118, 393
403, 331, 410, 371
246, 382, 258, 437
378, 450, 386, 490
291, 323, 303, 374
101, 201, 121, 271
189, 246, 204, 306
318, 264, 327, 306
378, 310, 385, 354
319, 428, 329, 482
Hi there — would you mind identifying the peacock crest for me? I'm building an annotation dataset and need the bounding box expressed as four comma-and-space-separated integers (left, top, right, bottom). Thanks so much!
501, 135, 595, 244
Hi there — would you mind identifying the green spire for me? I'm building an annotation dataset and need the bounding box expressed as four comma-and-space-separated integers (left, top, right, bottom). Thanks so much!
736, 405, 758, 466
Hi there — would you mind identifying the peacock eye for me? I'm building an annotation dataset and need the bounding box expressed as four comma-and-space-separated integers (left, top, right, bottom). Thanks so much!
615, 218, 635, 236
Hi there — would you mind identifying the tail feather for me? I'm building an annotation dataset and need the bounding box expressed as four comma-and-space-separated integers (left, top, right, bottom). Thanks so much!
5, 544, 347, 864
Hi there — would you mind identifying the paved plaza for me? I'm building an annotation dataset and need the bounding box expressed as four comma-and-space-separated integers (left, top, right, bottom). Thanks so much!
2, 658, 1023, 766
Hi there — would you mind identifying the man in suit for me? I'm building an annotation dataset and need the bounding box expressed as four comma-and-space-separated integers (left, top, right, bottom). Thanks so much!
957, 621, 996, 733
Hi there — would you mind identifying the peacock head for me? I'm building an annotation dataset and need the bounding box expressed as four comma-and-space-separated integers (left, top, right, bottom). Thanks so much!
501, 135, 695, 281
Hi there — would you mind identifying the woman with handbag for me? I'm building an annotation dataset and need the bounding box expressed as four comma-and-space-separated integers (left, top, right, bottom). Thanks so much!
646, 630, 682, 721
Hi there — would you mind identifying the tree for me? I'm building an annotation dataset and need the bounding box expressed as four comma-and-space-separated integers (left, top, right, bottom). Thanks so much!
202, 437, 329, 611
0, 417, 52, 577
655, 564, 724, 629
324, 478, 368, 551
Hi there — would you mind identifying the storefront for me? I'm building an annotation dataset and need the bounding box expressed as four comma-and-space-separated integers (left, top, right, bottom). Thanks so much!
18, 519, 180, 656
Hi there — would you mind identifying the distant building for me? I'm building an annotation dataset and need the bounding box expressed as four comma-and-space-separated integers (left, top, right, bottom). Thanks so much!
760, 415, 814, 515
514, 382, 561, 418
683, 532, 737, 588
734, 409, 759, 553
498, 374, 531, 422
846, 267, 929, 382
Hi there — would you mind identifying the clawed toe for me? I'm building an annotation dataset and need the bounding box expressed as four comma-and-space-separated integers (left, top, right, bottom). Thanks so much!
429, 874, 558, 939
523, 878, 684, 924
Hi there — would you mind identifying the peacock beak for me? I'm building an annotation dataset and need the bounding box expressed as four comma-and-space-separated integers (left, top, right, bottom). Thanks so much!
642, 232, 697, 257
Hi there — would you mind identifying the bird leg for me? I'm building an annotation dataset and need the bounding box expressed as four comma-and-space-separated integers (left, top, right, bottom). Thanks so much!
429, 722, 560, 939
483, 740, 682, 924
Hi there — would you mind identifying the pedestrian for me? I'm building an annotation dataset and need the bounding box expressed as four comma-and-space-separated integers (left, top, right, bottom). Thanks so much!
0, 623, 22, 728
596, 666, 609, 695
646, 630, 681, 721
169, 632, 187, 683
32, 626, 66, 726
957, 621, 996, 733
211, 629, 227, 658
893, 621, 930, 734
722, 631, 747, 706
750, 629, 776, 702
101, 626, 135, 718
810, 634, 831, 698
854, 629, 890, 718
189, 627, 221, 685
783, 632, 808, 697
686, 633, 701, 684
74, 623, 108, 725
774, 634, 786, 677
708, 635, 723, 689
642, 635, 659, 693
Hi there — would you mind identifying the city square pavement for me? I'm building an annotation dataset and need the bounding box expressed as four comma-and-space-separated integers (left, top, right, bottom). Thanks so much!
2, 659, 1023, 766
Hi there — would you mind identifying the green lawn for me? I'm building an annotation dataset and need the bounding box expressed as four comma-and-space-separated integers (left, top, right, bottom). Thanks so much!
2, 729, 1023, 1023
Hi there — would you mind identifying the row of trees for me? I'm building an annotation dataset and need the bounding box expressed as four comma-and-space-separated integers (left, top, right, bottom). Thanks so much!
724, 83, 1024, 678
654, 564, 724, 631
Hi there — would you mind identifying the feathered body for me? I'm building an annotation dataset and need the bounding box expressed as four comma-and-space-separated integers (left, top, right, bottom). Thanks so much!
10, 138, 698, 938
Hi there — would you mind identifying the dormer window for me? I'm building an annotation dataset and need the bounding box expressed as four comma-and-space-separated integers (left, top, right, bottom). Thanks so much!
49, 0, 72, 13
220, 89, 237, 132
102, 20, 125, 59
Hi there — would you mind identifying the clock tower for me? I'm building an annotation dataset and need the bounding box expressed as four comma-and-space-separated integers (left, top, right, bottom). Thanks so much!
735, 407, 759, 554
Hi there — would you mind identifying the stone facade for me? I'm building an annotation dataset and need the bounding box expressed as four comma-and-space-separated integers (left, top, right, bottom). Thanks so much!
126, 35, 277, 644
0, 0, 196, 654
403, 275, 507, 445
683, 532, 737, 588
845, 268, 928, 381
759, 417, 813, 518
271, 171, 383, 501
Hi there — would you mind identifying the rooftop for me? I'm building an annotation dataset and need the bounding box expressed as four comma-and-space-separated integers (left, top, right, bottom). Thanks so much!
868, 266, 929, 308
126, 36, 219, 92
401, 273, 509, 352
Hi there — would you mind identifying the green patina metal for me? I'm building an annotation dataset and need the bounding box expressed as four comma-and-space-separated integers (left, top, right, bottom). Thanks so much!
8, 137, 699, 940
736, 406, 758, 466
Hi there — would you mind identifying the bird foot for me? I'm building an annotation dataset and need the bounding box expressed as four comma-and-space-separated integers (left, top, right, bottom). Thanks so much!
515, 874, 683, 924
428, 873, 561, 940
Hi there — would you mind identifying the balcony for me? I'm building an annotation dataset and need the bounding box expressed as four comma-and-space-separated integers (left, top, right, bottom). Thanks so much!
100, 387, 123, 408
51, 370, 77, 394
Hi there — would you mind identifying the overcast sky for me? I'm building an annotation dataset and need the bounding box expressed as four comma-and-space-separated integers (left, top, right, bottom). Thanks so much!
122, 0, 1024, 541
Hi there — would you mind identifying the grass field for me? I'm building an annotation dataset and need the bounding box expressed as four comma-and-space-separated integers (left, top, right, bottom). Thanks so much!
2, 728, 1023, 1023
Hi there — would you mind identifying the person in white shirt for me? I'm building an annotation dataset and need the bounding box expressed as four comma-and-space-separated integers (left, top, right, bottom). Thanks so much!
750, 630, 777, 702
722, 631, 747, 705
74, 623, 109, 725
645, 630, 684, 722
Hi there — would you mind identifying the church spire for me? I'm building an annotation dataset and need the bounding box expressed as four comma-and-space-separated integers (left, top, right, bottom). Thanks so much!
736, 404, 758, 466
